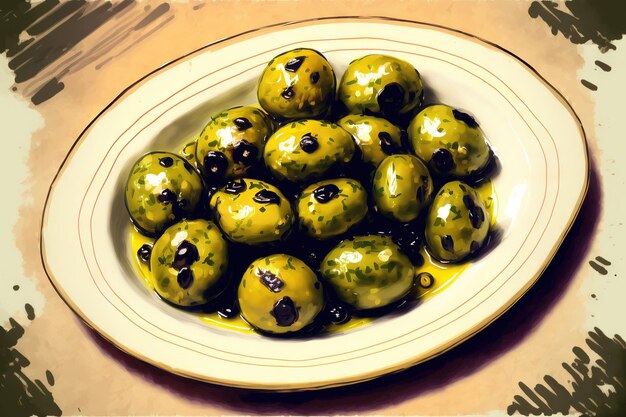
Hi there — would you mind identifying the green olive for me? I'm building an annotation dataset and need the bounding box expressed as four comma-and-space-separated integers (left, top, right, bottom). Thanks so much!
321, 235, 415, 310
257, 48, 336, 120
150, 219, 228, 306
297, 178, 368, 239
373, 154, 434, 223
408, 104, 490, 177
209, 178, 294, 244
125, 152, 204, 236
338, 54, 423, 118
264, 119, 355, 182
337, 115, 403, 166
238, 254, 324, 334
195, 106, 273, 183
425, 181, 490, 262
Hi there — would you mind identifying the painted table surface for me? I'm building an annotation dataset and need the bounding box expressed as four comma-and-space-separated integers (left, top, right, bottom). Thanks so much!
1, 1, 624, 416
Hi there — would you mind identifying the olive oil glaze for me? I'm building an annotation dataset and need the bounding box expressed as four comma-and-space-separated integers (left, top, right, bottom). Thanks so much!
128, 171, 497, 335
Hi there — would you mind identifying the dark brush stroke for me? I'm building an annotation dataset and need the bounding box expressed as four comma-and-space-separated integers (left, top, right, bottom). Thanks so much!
31, 77, 64, 105
589, 260, 608, 275
24, 304, 35, 320
85, 156, 603, 415
1, 0, 58, 55
0, 318, 61, 417
507, 328, 626, 416
26, 0, 86, 36
595, 256, 611, 266
528, 0, 626, 52
581, 79, 598, 91
595, 60, 612, 72
133, 2, 169, 30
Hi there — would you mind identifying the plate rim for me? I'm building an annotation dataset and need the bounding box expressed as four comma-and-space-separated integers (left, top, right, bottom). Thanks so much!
39, 16, 589, 390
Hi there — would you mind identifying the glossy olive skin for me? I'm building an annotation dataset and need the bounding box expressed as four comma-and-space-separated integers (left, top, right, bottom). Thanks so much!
238, 254, 324, 334
297, 178, 368, 239
425, 181, 490, 262
125, 152, 204, 236
195, 106, 273, 183
150, 219, 228, 306
257, 48, 336, 120
408, 104, 490, 177
209, 178, 294, 244
321, 235, 415, 310
373, 155, 434, 223
264, 119, 355, 182
338, 54, 423, 118
337, 115, 403, 167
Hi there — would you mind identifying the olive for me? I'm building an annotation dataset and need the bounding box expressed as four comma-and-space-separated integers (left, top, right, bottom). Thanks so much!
337, 114, 404, 167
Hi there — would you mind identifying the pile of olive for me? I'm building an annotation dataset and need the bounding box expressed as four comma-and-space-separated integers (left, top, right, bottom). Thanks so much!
124, 48, 496, 336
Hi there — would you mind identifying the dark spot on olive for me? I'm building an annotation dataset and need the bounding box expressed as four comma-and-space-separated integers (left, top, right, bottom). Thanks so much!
225, 178, 247, 194
378, 131, 395, 154
173, 240, 199, 269
463, 194, 476, 210
257, 268, 284, 292
232, 140, 259, 165
417, 272, 434, 288
312, 184, 340, 203
203, 150, 228, 177
452, 109, 479, 128
157, 188, 176, 204
377, 82, 405, 115
271, 296, 298, 327
327, 304, 351, 325
310, 71, 320, 84
314, 281, 320, 290
432, 148, 455, 172
441, 235, 454, 252
284, 55, 305, 72
159, 156, 173, 167
217, 302, 239, 319
172, 198, 190, 218
299, 133, 319, 153
253, 189, 280, 205
281, 86, 295, 100
470, 240, 481, 254
408, 90, 416, 102
416, 186, 425, 203
183, 160, 195, 173
233, 117, 252, 131
469, 206, 485, 229
137, 244, 152, 263
177, 267, 194, 289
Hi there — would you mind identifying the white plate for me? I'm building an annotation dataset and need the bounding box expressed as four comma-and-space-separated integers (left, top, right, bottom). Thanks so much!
41, 17, 588, 390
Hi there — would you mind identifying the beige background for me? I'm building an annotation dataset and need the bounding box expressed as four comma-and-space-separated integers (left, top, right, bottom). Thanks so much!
2, 0, 623, 415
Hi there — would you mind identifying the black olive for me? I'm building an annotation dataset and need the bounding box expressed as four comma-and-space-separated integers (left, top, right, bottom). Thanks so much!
281, 86, 295, 100
299, 133, 319, 153
203, 150, 228, 178
441, 235, 454, 252
257, 268, 284, 293
378, 131, 395, 154
159, 156, 173, 167
233, 117, 252, 131
271, 296, 298, 327
327, 304, 351, 325
377, 82, 405, 115
224, 178, 247, 194
469, 206, 485, 229
173, 240, 199, 269
177, 267, 194, 289
284, 56, 305, 72
432, 148, 455, 172
137, 244, 152, 263
310, 71, 320, 84
312, 184, 340, 203
452, 109, 479, 128
157, 188, 177, 204
253, 190, 280, 205
232, 140, 259, 165
463, 194, 476, 210
417, 272, 434, 288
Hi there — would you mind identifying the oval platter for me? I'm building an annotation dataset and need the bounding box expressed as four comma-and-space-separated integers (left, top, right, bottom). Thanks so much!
41, 17, 588, 390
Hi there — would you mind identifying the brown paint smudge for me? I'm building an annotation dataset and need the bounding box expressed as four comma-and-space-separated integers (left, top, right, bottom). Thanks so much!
581, 79, 598, 91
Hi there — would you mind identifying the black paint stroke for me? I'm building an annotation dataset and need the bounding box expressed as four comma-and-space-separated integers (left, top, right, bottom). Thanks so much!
581, 79, 598, 91
528, 0, 626, 52
508, 327, 626, 416
1, 0, 174, 104
589, 260, 608, 275
0, 318, 61, 417
594, 60, 612, 72
595, 256, 611, 266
